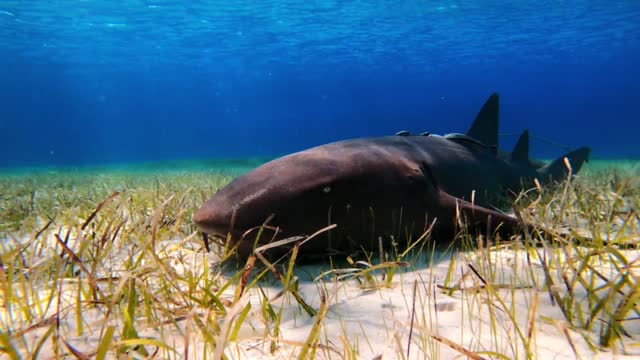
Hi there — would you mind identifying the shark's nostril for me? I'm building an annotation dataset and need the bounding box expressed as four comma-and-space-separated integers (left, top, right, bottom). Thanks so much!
192, 208, 207, 225
193, 203, 233, 238
193, 203, 223, 227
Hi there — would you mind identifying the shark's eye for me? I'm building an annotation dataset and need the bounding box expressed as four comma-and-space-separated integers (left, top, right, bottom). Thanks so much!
322, 186, 331, 194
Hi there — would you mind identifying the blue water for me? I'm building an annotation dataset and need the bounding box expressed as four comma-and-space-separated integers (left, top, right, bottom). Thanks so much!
1, 1, 639, 168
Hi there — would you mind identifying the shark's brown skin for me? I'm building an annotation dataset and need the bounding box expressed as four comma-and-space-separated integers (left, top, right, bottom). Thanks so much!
193, 94, 591, 257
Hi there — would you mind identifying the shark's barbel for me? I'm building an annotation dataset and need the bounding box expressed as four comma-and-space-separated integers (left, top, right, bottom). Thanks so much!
193, 93, 590, 257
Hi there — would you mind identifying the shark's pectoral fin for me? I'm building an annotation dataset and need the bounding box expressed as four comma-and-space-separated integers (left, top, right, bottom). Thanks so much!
436, 189, 522, 234
420, 162, 521, 235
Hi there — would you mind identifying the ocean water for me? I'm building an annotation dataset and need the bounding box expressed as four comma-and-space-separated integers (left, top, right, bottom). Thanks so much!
0, 1, 639, 169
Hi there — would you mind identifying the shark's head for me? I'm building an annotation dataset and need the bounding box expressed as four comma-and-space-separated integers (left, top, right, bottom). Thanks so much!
193, 138, 432, 256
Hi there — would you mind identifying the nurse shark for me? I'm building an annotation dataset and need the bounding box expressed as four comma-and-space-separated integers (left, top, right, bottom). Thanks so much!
193, 93, 590, 257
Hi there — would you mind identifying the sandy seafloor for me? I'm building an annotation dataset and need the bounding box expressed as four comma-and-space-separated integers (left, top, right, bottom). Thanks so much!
1, 158, 639, 359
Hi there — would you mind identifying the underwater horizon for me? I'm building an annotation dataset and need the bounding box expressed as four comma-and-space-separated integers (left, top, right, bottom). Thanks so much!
1, 1, 639, 169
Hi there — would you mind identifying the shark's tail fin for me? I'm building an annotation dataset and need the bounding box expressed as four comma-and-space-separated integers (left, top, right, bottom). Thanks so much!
537, 147, 591, 183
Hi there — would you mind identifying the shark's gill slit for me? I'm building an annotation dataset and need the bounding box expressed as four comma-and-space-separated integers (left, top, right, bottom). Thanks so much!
396, 206, 404, 245
327, 204, 333, 251
369, 206, 376, 250
228, 207, 237, 250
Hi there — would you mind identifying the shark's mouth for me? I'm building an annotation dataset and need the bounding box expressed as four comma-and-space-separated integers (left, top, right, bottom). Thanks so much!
200, 220, 288, 256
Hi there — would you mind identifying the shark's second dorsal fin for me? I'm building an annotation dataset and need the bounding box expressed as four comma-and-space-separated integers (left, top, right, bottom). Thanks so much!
466, 93, 499, 152
509, 130, 529, 163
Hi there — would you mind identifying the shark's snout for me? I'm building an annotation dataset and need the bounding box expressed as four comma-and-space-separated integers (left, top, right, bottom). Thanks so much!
192, 200, 233, 237
194, 189, 287, 256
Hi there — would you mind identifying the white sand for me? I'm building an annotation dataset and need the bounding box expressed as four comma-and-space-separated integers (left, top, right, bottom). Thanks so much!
216, 248, 640, 359
4, 232, 640, 359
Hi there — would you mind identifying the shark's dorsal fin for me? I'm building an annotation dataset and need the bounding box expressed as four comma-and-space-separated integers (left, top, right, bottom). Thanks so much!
466, 93, 499, 153
509, 130, 529, 163
395, 130, 411, 136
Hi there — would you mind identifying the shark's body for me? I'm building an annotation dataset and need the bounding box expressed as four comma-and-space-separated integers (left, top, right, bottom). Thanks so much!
194, 94, 590, 257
